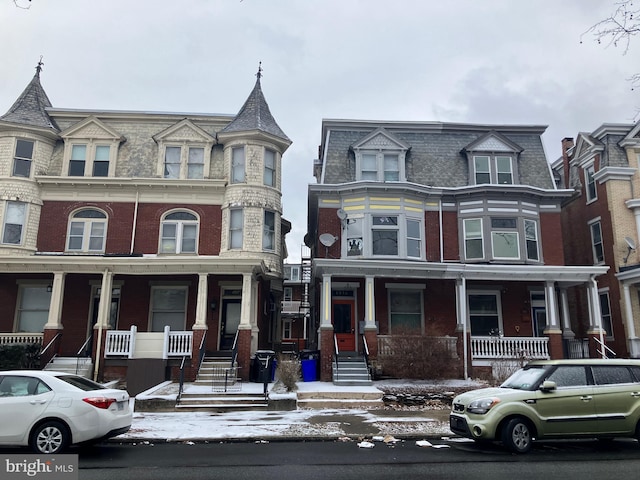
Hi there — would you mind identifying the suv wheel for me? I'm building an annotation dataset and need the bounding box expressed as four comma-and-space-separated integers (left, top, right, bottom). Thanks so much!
502, 417, 533, 453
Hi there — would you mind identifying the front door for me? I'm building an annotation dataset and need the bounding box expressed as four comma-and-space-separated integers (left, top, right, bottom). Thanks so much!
333, 300, 355, 352
220, 299, 241, 350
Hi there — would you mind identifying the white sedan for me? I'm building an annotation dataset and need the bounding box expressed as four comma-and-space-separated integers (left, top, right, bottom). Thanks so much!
0, 370, 132, 454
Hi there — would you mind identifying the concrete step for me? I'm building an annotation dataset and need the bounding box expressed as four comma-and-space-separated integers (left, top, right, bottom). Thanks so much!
177, 391, 268, 411
44, 357, 93, 378
297, 388, 382, 408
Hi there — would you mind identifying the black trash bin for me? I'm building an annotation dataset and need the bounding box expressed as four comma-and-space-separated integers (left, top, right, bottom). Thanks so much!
250, 350, 275, 383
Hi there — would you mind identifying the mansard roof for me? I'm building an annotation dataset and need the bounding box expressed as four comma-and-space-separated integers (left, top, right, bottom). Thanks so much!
220, 73, 290, 145
0, 65, 58, 131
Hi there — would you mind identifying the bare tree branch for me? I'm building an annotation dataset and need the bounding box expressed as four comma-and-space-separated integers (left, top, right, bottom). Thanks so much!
582, 0, 640, 53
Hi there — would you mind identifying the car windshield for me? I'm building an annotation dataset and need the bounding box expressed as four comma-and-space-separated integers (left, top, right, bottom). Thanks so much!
501, 365, 548, 390
57, 375, 107, 391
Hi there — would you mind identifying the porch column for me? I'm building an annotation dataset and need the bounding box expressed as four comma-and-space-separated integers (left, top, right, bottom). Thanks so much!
559, 287, 574, 339
543, 281, 563, 360
363, 275, 377, 358
622, 281, 640, 357
587, 277, 606, 358
194, 273, 208, 330
455, 277, 469, 380
319, 274, 333, 381
44, 271, 66, 330
93, 269, 113, 381
236, 273, 254, 381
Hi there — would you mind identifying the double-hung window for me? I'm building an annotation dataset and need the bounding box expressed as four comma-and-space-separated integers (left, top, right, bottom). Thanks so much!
358, 152, 401, 181
473, 155, 514, 185
2, 201, 26, 245
590, 219, 604, 263
93, 145, 110, 177
599, 291, 613, 337
406, 218, 421, 258
17, 285, 51, 333
160, 211, 198, 254
69, 145, 87, 176
229, 209, 243, 249
164, 146, 205, 179
464, 218, 483, 259
150, 287, 186, 331
389, 290, 422, 332
346, 218, 364, 257
231, 147, 245, 183
372, 216, 398, 256
496, 156, 513, 184
187, 147, 204, 179
67, 209, 107, 252
585, 164, 597, 202
474, 156, 491, 184
68, 144, 111, 177
264, 149, 275, 187
263, 211, 276, 251
524, 219, 539, 261
468, 293, 500, 335
12, 139, 34, 178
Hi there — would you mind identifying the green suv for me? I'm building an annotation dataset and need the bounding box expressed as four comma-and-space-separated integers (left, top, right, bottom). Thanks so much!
449, 359, 640, 453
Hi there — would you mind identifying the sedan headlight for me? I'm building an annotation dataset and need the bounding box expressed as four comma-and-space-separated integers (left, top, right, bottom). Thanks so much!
467, 397, 501, 414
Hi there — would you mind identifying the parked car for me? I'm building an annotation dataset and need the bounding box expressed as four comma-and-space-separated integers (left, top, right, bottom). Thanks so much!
449, 359, 640, 453
0, 370, 132, 454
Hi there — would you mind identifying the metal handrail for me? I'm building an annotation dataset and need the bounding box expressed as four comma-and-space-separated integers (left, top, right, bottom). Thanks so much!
361, 335, 371, 381
177, 356, 188, 403
594, 337, 616, 359
40, 332, 62, 356
333, 334, 339, 376
198, 331, 207, 372
77, 335, 92, 356
231, 330, 239, 368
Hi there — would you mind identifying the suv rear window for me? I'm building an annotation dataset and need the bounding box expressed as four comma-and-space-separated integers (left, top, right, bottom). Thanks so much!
592, 366, 636, 385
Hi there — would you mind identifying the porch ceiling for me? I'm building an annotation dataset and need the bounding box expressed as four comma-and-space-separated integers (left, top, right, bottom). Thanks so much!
313, 258, 608, 284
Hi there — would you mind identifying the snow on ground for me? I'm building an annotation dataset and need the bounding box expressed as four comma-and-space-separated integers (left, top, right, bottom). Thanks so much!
117, 379, 485, 443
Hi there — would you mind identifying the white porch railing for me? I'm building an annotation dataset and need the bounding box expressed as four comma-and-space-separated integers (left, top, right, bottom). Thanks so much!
471, 336, 549, 360
281, 300, 302, 314
105, 326, 192, 359
0, 333, 43, 346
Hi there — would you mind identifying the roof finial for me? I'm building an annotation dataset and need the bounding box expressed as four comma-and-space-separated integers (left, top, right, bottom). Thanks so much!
256, 61, 262, 80
35, 56, 44, 76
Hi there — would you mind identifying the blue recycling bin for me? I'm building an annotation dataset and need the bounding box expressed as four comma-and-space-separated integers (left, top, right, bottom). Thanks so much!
301, 358, 317, 382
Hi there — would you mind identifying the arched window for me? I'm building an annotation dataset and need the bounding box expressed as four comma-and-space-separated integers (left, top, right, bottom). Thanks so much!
160, 211, 198, 254
67, 209, 107, 252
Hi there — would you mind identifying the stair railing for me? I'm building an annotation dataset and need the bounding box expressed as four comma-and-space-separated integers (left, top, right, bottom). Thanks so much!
198, 331, 207, 372
361, 334, 371, 380
177, 355, 188, 403
39, 332, 62, 369
230, 330, 239, 368
333, 334, 339, 377
594, 337, 616, 359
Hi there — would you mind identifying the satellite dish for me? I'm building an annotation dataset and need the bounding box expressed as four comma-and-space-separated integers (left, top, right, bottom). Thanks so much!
336, 209, 347, 220
319, 233, 337, 247
625, 237, 636, 250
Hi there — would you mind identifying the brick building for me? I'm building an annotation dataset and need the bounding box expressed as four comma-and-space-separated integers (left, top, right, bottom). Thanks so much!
307, 119, 608, 381
553, 123, 640, 359
0, 63, 291, 386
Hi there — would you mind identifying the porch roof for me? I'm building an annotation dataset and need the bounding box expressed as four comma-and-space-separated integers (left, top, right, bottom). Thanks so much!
312, 258, 608, 286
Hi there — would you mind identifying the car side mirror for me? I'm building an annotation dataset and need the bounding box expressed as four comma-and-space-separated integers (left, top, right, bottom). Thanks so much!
540, 380, 557, 392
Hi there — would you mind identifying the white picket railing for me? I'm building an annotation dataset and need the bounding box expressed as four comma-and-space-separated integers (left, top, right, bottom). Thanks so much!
0, 333, 43, 346
105, 326, 192, 358
471, 336, 549, 360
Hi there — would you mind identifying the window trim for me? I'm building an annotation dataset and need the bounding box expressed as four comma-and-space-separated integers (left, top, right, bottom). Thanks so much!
229, 208, 244, 250
231, 146, 246, 183
464, 218, 484, 260
585, 163, 597, 203
598, 289, 613, 338
2, 201, 27, 246
589, 218, 605, 264
263, 210, 276, 251
12, 139, 35, 178
64, 141, 116, 177
472, 154, 515, 185
66, 208, 108, 253
264, 148, 276, 187
159, 210, 199, 254
355, 150, 405, 182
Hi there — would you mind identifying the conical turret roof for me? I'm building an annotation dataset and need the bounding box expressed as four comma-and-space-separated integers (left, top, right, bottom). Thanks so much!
1, 62, 58, 131
220, 67, 290, 144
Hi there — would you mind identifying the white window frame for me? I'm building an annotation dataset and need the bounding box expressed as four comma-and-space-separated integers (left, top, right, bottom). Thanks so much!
406, 218, 422, 259
16, 283, 51, 333
472, 155, 515, 185
2, 201, 26, 245
263, 210, 276, 251
589, 218, 604, 264
282, 318, 292, 339
66, 208, 108, 253
496, 156, 514, 184
12, 139, 34, 178
159, 210, 199, 254
149, 286, 188, 332
388, 285, 425, 334
598, 289, 613, 338
66, 142, 115, 177
585, 163, 597, 203
264, 148, 276, 187
371, 215, 399, 256
490, 218, 520, 260
463, 218, 484, 260
467, 290, 503, 336
229, 208, 244, 249
231, 146, 245, 183
524, 219, 539, 261
162, 145, 206, 180
355, 151, 404, 181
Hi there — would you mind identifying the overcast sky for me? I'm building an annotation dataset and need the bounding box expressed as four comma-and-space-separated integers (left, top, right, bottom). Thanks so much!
1, 0, 638, 261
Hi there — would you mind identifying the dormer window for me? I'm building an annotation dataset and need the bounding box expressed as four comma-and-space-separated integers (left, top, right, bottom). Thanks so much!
464, 131, 522, 186
68, 144, 112, 177
163, 146, 205, 179
352, 128, 409, 182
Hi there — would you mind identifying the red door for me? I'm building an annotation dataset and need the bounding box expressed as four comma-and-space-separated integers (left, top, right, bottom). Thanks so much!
333, 300, 355, 352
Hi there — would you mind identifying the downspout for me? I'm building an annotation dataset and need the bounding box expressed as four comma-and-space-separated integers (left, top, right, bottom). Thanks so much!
461, 276, 468, 379
439, 199, 444, 263
591, 275, 606, 358
130, 189, 139, 255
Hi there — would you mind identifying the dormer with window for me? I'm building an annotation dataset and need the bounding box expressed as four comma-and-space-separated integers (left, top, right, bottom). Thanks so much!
462, 131, 523, 186
352, 128, 409, 182
60, 117, 124, 177
153, 119, 215, 180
